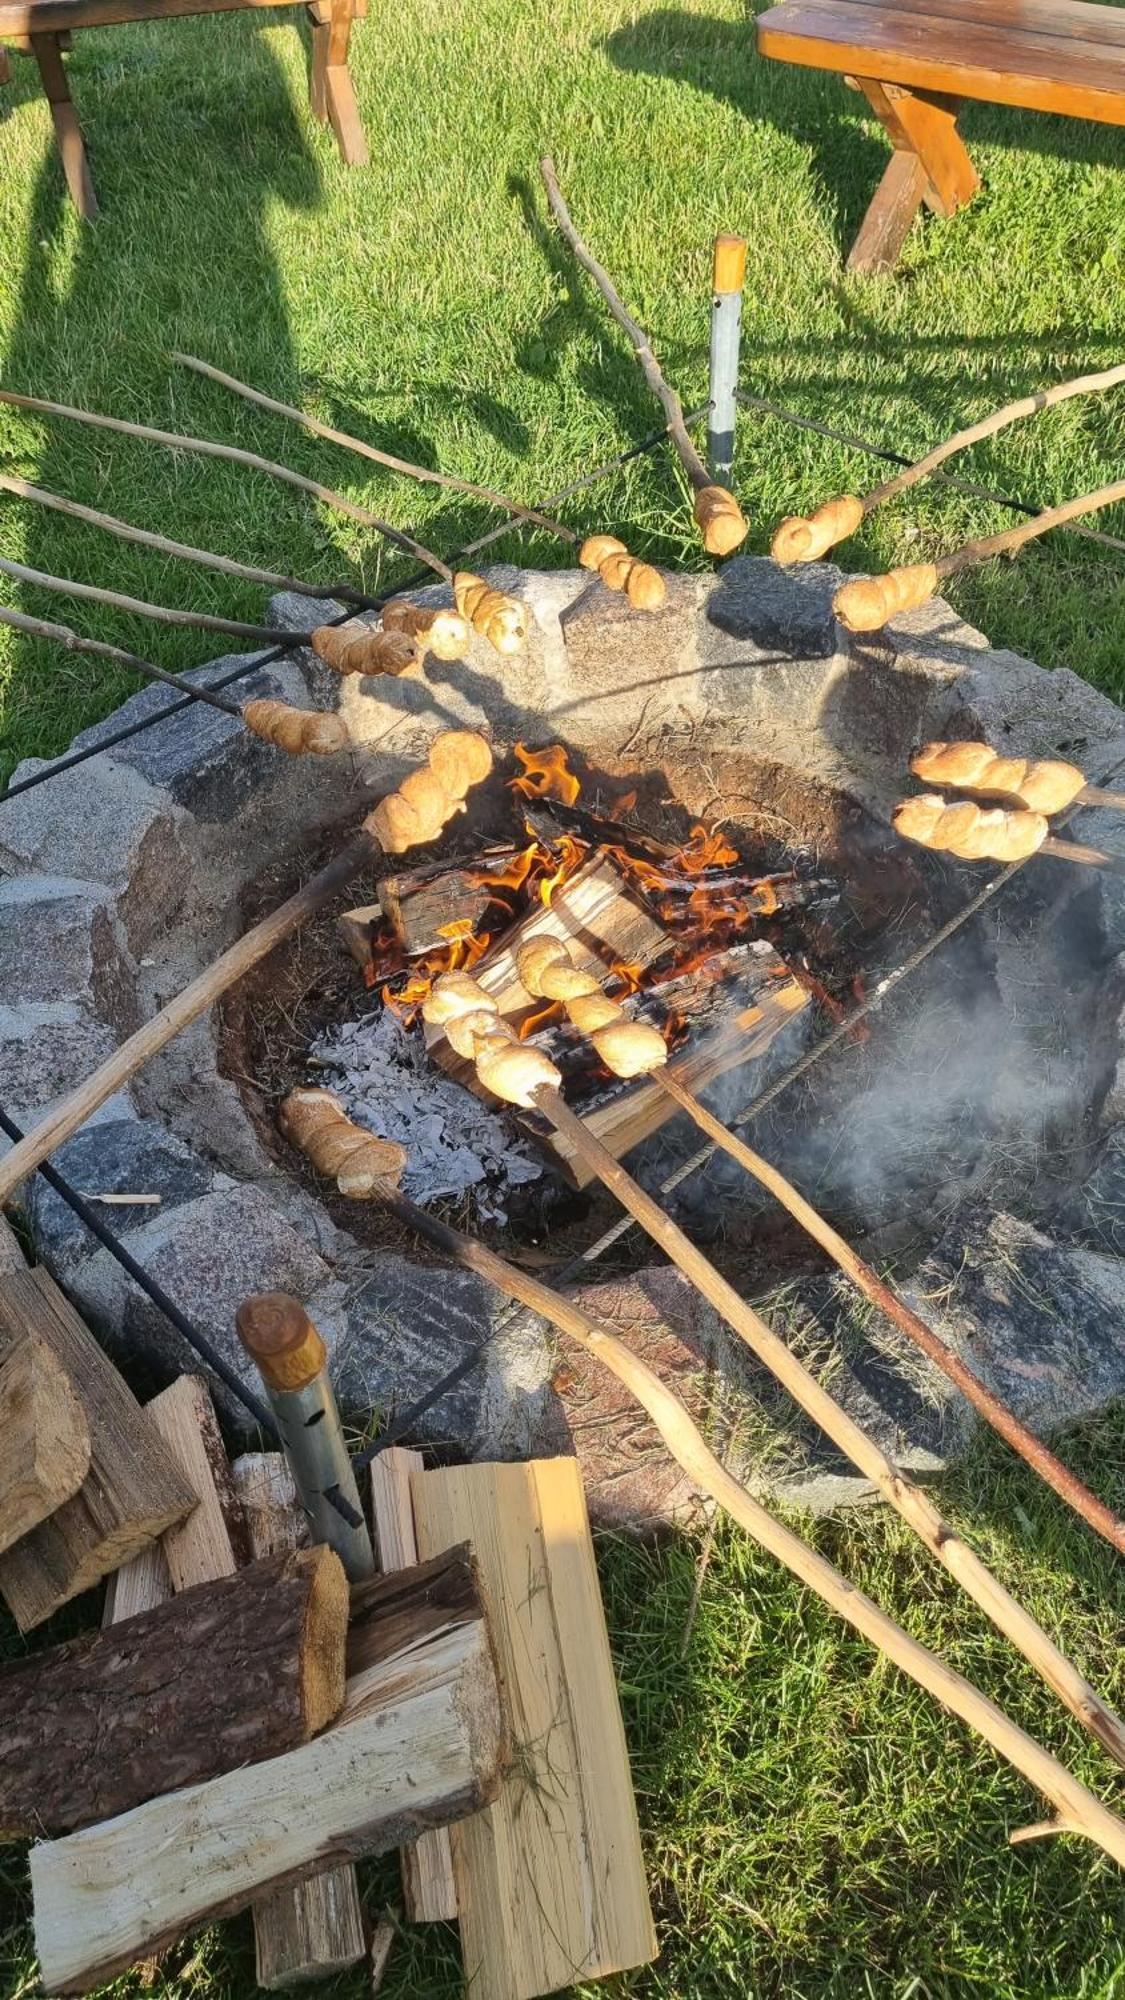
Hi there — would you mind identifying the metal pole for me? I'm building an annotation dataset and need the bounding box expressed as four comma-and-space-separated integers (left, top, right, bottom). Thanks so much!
236, 1293, 375, 1581
707, 235, 747, 482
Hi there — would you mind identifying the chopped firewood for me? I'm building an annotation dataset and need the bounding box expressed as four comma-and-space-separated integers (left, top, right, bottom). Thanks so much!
0, 1544, 348, 1838
233, 1454, 366, 1991
0, 1334, 90, 1556
104, 1374, 245, 1622
369, 1448, 458, 1923
411, 1458, 656, 1999
373, 845, 529, 956
31, 1549, 502, 1996
0, 1268, 196, 1631
368, 1913, 397, 1992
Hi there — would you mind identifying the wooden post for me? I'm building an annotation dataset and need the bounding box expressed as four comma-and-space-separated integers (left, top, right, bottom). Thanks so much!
29, 34, 97, 220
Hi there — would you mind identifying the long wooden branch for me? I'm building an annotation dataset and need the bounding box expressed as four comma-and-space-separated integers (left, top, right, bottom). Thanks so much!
834, 477, 1125, 631
657, 1071, 1125, 1555
0, 472, 379, 608
370, 1178, 1125, 1872
0, 605, 349, 758
773, 362, 1125, 562
0, 387, 453, 582
171, 353, 577, 544
535, 1082, 1125, 1769
0, 551, 322, 645
538, 156, 747, 557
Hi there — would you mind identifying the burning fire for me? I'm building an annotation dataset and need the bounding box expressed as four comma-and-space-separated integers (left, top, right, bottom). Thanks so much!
510, 742, 582, 806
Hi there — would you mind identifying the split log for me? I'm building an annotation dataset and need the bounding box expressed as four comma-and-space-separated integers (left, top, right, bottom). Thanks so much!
31, 1549, 503, 1995
0, 1268, 195, 1630
233, 1452, 367, 1991
0, 1544, 348, 1838
375, 845, 528, 956
104, 1373, 245, 1623
369, 1447, 457, 1923
0, 1334, 90, 1555
412, 1459, 656, 1999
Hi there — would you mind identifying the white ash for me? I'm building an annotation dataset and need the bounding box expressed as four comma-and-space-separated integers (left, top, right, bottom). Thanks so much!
308, 1008, 542, 1221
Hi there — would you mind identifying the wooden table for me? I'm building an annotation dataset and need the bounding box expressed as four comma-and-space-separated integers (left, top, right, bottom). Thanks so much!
0, 0, 369, 220
756, 0, 1125, 272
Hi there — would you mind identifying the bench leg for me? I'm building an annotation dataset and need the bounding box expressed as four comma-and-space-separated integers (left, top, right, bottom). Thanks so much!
306, 0, 368, 166
847, 79, 979, 273
30, 32, 98, 220
0, 45, 9, 85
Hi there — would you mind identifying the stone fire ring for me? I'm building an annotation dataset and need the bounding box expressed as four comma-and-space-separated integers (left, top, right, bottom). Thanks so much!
6, 557, 1125, 1531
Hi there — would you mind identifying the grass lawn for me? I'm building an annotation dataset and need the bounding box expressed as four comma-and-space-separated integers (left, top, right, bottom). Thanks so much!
3, 1, 1125, 1994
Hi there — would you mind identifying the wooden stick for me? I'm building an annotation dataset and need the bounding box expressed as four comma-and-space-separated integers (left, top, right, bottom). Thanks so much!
0, 604, 349, 758
834, 478, 1125, 631
0, 387, 454, 582
656, 1070, 1125, 1557
773, 362, 1125, 562
539, 157, 747, 557
172, 353, 577, 544
369, 1178, 1125, 1872
0, 551, 325, 646
0, 472, 380, 609
0, 831, 376, 1206
531, 1085, 1125, 1770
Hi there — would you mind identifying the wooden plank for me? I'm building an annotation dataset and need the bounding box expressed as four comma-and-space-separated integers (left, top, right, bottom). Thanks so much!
411, 1459, 656, 2000
233, 1453, 367, 1991
794, 0, 1125, 54
845, 146, 929, 274
856, 79, 979, 215
31, 1552, 503, 1995
0, 0, 307, 32
104, 1373, 240, 1621
0, 1545, 349, 1837
30, 33, 97, 219
370, 1448, 458, 1923
0, 1268, 196, 1631
755, 2, 1125, 124
0, 1335, 90, 1555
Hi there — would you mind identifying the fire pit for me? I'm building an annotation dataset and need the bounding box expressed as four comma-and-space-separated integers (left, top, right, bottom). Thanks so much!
7, 554, 1125, 1528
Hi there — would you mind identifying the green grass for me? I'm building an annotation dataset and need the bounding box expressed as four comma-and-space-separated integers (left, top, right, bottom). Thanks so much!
4, 1, 1125, 1992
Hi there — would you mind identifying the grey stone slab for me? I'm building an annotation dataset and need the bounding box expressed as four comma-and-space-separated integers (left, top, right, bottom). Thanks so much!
705, 555, 843, 659
0, 874, 135, 1024
0, 1001, 120, 1127
23, 1117, 225, 1273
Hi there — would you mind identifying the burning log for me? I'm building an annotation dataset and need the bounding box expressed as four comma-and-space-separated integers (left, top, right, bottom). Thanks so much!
910, 739, 1125, 815
0, 606, 349, 758
539, 157, 747, 558
834, 474, 1125, 632
0, 386, 458, 584
578, 533, 666, 610
0, 1545, 349, 1837
0, 731, 494, 1207
428, 967, 1125, 1772
772, 361, 1125, 564
171, 351, 577, 543
362, 1177, 1125, 1875
893, 794, 1125, 873
369, 845, 528, 957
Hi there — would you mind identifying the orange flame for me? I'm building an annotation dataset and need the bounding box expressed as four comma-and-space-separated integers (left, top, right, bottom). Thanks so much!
510, 742, 582, 807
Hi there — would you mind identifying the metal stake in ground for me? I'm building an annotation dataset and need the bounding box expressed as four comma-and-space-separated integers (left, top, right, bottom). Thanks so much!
363, 1174, 1125, 1872
420, 970, 1125, 1771
235, 1294, 374, 1577
772, 361, 1125, 564
539, 156, 748, 557
707, 236, 746, 483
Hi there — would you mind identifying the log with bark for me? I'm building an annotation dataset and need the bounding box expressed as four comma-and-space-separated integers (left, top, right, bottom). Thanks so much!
0, 1545, 348, 1837
31, 1549, 503, 1995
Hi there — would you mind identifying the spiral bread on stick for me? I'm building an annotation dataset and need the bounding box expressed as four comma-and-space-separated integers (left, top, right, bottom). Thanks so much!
363, 729, 492, 853
893, 794, 1049, 863
579, 534, 666, 611
833, 564, 939, 633
380, 600, 471, 661
453, 572, 527, 656
311, 621, 419, 678
910, 740, 1087, 815
421, 971, 561, 1105
516, 935, 668, 1079
692, 484, 749, 557
241, 699, 349, 755
280, 1087, 407, 1196
771, 495, 865, 565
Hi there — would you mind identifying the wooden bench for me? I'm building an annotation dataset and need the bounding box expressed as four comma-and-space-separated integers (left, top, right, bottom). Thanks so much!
0, 0, 368, 220
756, 0, 1125, 272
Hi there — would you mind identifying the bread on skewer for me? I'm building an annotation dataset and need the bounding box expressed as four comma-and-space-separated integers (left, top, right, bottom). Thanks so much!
893, 794, 1049, 863
422, 972, 561, 1105
363, 729, 493, 854
910, 741, 1087, 816
280, 1087, 407, 1196
579, 534, 666, 611
380, 600, 471, 661
514, 935, 667, 1079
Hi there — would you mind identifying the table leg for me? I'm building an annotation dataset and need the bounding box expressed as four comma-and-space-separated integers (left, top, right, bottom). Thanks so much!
306, 0, 368, 166
30, 32, 98, 220
847, 77, 979, 273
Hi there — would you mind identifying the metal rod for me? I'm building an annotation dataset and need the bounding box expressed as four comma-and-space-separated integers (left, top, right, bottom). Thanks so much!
707, 236, 746, 482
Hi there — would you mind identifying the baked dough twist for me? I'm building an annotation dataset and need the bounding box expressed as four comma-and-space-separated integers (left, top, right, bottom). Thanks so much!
893, 793, 1049, 863
453, 571, 527, 656
910, 740, 1086, 816
579, 534, 666, 611
241, 699, 349, 755
279, 1087, 407, 1196
515, 935, 667, 1079
364, 729, 493, 853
